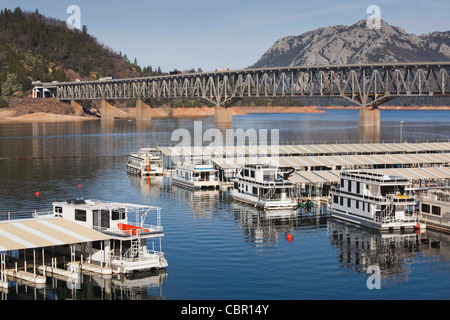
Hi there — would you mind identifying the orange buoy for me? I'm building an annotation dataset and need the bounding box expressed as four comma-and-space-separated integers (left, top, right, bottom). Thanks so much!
35, 191, 40, 197
416, 223, 420, 229
287, 234, 293, 242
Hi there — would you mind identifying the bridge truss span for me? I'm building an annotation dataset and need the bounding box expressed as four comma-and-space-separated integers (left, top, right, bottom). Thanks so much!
54, 62, 450, 108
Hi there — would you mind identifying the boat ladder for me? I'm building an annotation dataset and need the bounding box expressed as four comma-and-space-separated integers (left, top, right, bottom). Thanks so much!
378, 197, 394, 222
125, 238, 141, 259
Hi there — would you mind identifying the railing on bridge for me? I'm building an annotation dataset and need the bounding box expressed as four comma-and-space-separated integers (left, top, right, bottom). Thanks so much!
34, 62, 450, 108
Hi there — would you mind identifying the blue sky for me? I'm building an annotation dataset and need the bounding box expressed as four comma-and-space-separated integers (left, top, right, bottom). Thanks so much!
2, 0, 449, 72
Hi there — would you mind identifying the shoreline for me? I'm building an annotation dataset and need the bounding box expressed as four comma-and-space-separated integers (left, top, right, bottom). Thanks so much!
318, 105, 450, 110
1, 104, 449, 123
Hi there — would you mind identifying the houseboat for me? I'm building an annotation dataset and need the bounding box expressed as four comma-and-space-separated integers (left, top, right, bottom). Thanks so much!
52, 199, 168, 274
419, 188, 449, 233
230, 163, 298, 210
172, 158, 219, 190
127, 147, 164, 177
329, 170, 419, 231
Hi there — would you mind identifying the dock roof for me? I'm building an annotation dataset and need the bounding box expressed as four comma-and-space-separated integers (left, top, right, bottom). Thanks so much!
0, 217, 111, 251
157, 142, 450, 158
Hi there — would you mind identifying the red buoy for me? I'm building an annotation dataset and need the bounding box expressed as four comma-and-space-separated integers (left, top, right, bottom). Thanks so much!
287, 234, 293, 242
35, 191, 40, 197
78, 184, 82, 188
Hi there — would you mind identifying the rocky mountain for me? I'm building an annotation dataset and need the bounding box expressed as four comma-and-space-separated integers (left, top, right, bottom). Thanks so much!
250, 19, 450, 68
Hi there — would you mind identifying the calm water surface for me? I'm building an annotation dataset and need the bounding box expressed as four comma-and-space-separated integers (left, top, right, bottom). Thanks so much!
0, 109, 449, 300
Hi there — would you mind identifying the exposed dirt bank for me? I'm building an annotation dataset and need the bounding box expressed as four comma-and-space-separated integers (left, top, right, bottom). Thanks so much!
318, 105, 450, 110
0, 99, 325, 122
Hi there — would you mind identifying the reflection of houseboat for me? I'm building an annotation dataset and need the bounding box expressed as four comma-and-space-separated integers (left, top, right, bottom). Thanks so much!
127, 148, 163, 177
172, 158, 219, 190
419, 189, 449, 233
53, 199, 168, 274
230, 164, 297, 210
329, 170, 418, 231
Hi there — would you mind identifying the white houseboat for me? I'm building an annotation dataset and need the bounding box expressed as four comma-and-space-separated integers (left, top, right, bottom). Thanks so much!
127, 147, 164, 177
52, 199, 168, 274
230, 163, 298, 210
172, 158, 219, 190
329, 170, 419, 231
419, 189, 449, 233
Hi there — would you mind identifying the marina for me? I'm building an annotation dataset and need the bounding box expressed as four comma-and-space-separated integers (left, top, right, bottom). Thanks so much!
1, 109, 450, 300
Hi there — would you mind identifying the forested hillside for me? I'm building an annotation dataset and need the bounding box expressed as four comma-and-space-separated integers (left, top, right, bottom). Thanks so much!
0, 7, 166, 108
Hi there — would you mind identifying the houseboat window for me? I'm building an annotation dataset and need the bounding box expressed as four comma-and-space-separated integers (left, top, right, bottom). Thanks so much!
251, 170, 255, 178
362, 202, 365, 210
263, 171, 275, 181
348, 181, 352, 192
340, 197, 343, 206
244, 169, 249, 177
356, 182, 360, 193
347, 198, 351, 207
253, 187, 258, 195
421, 203, 430, 213
356, 201, 359, 209
234, 182, 238, 189
75, 209, 87, 222
367, 204, 371, 212
340, 179, 344, 187
112, 208, 126, 220
432, 206, 441, 216
333, 195, 338, 203
54, 206, 63, 214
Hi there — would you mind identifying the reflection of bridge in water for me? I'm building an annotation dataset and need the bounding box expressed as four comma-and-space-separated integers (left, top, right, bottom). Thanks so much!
32, 62, 450, 129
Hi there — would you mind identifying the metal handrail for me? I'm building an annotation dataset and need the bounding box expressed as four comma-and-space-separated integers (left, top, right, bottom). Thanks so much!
0, 209, 53, 221
329, 188, 414, 204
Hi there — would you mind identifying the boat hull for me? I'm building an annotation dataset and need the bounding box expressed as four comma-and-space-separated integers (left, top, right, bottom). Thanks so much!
330, 208, 417, 231
230, 190, 297, 211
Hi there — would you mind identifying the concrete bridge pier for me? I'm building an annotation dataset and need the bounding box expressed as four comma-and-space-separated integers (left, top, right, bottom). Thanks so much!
136, 99, 152, 121
359, 107, 380, 127
70, 100, 83, 116
100, 100, 115, 121
215, 106, 233, 129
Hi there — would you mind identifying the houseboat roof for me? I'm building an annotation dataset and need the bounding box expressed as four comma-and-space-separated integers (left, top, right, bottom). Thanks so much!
53, 199, 157, 211
0, 216, 111, 251
340, 170, 410, 184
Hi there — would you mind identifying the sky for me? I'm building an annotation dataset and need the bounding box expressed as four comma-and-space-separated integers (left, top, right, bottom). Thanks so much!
2, 0, 449, 72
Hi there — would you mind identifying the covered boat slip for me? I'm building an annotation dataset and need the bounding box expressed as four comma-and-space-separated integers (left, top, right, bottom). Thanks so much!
212, 152, 450, 170
157, 141, 450, 160
0, 215, 112, 289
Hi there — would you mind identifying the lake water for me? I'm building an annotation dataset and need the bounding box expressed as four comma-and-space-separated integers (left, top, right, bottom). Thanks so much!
0, 109, 449, 301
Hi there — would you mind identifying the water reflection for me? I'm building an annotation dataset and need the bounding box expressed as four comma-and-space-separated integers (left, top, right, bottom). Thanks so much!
328, 219, 450, 285
1, 270, 167, 300
359, 126, 380, 143
230, 202, 329, 246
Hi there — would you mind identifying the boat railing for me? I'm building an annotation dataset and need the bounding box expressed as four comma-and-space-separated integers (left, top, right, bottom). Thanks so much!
330, 188, 414, 204
373, 214, 417, 225
113, 249, 165, 263
94, 224, 163, 237
0, 209, 54, 221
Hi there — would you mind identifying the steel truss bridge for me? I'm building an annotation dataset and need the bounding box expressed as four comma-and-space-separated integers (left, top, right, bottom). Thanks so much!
40, 62, 450, 108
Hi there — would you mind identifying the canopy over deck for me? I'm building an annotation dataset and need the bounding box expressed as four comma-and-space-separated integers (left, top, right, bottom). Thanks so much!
0, 217, 111, 252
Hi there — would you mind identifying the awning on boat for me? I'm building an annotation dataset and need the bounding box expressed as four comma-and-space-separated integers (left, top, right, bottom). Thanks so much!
0, 217, 111, 252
